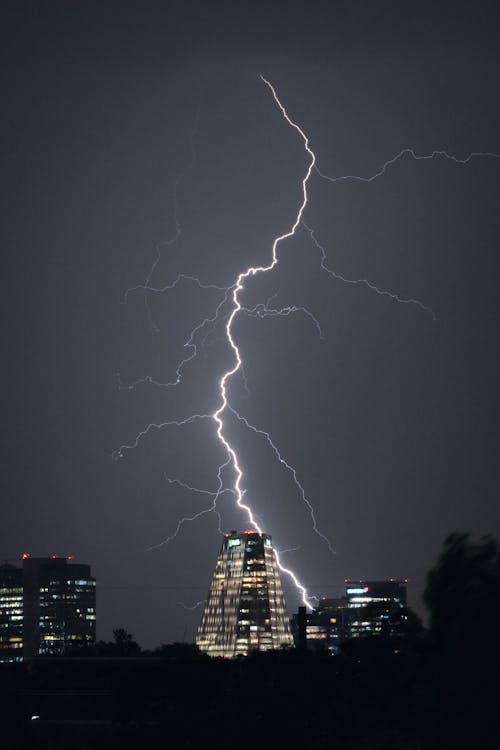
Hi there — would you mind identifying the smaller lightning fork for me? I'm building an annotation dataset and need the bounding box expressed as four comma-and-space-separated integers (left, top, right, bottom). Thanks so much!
315, 147, 500, 183
302, 219, 437, 320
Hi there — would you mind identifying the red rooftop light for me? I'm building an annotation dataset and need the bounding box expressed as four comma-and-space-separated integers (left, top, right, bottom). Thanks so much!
22, 553, 30, 560
243, 530, 257, 535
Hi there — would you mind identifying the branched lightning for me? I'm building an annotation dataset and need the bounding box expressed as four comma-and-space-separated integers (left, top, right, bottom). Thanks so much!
137, 106, 201, 335
315, 147, 500, 183
112, 412, 211, 461
229, 405, 335, 555
146, 458, 232, 551
241, 300, 324, 339
275, 545, 301, 555
115, 75, 499, 615
302, 219, 437, 320
208, 74, 318, 609
117, 284, 232, 391
177, 600, 206, 610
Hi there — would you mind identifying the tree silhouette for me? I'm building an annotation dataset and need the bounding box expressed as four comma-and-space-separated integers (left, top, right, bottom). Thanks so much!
424, 532, 500, 747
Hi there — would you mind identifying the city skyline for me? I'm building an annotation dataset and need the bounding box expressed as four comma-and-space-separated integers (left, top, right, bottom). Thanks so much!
1, 1, 499, 648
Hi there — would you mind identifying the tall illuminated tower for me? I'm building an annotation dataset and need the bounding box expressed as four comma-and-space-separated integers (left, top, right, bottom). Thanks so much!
196, 530, 293, 658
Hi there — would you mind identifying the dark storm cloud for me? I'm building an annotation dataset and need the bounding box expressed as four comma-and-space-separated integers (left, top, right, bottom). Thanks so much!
1, 1, 499, 646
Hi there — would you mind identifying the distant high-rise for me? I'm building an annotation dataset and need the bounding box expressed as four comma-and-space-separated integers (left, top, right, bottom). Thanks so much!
0, 555, 96, 661
0, 563, 24, 662
23, 556, 96, 658
345, 579, 407, 638
290, 597, 349, 653
196, 530, 293, 658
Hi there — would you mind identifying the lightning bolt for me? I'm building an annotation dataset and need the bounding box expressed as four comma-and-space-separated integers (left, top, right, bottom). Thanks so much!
114, 76, 499, 616
302, 219, 437, 320
208, 74, 319, 609
228, 405, 335, 555
315, 147, 500, 183
138, 105, 201, 336
112, 412, 211, 461
117, 282, 231, 391
146, 458, 232, 551
177, 600, 206, 611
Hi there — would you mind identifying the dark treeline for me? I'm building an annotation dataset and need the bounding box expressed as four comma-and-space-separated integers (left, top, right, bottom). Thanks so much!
2, 532, 499, 749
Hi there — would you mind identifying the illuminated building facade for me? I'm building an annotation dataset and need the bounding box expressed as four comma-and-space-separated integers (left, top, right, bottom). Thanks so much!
0, 556, 96, 660
345, 579, 407, 637
291, 597, 349, 653
196, 530, 293, 658
0, 564, 24, 662
23, 556, 96, 658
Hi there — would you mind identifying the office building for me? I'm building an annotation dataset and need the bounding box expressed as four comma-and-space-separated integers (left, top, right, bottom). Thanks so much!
0, 555, 96, 661
345, 579, 407, 638
23, 556, 96, 658
0, 563, 24, 662
196, 530, 293, 658
291, 597, 349, 653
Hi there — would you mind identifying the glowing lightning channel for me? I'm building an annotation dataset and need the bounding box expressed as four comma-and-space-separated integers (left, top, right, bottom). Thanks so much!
229, 405, 335, 555
146, 457, 232, 551
302, 219, 437, 320
117, 284, 232, 391
315, 147, 500, 183
137, 106, 201, 336
112, 412, 211, 461
242, 300, 324, 339
177, 600, 206, 611
211, 75, 318, 610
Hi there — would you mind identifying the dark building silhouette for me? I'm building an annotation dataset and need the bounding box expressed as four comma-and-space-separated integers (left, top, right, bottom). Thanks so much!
291, 581, 409, 651
291, 597, 349, 653
0, 555, 96, 661
197, 530, 293, 657
0, 563, 24, 661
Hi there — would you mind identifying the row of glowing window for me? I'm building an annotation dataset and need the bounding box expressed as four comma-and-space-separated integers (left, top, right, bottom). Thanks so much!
40, 614, 96, 622
44, 580, 95, 587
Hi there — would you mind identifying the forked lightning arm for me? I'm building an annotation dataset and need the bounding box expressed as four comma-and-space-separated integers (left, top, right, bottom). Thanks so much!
315, 147, 500, 183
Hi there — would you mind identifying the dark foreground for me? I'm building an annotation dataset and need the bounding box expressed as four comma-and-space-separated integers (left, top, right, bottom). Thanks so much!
1, 634, 498, 750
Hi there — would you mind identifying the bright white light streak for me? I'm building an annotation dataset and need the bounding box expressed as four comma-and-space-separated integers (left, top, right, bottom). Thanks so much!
211, 75, 317, 609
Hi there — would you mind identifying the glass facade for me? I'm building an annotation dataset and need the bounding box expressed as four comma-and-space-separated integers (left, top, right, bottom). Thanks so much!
196, 531, 293, 658
345, 580, 407, 637
290, 598, 349, 653
0, 564, 24, 662
0, 556, 97, 660
37, 570, 96, 655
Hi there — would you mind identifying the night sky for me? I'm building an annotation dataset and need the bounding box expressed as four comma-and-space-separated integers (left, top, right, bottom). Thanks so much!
2, 1, 499, 648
